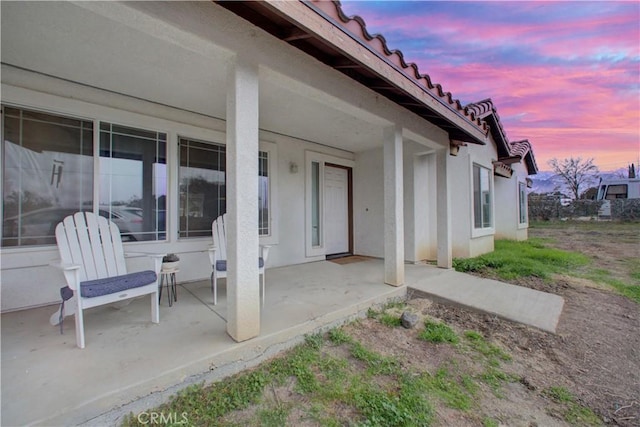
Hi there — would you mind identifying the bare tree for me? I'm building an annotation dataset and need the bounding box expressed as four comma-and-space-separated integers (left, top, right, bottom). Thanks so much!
548, 157, 599, 200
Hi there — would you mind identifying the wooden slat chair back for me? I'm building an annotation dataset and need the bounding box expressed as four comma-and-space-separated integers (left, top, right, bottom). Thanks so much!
208, 214, 270, 305
54, 212, 163, 348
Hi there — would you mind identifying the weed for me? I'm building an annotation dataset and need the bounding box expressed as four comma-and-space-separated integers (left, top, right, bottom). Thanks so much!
544, 386, 601, 426
482, 418, 499, 427
423, 368, 473, 410
349, 374, 433, 427
419, 320, 459, 344
464, 330, 511, 362
366, 307, 378, 318
305, 333, 324, 350
257, 405, 290, 426
380, 312, 402, 328
544, 386, 574, 402
327, 327, 352, 345
478, 367, 517, 397
350, 341, 399, 376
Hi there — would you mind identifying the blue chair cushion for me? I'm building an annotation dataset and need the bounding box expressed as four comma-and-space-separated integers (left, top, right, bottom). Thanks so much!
215, 258, 264, 272
80, 270, 157, 298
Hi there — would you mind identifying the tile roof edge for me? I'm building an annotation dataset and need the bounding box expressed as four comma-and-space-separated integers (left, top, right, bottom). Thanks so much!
312, 0, 488, 136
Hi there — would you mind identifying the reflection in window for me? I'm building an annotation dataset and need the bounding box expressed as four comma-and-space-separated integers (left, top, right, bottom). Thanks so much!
311, 161, 321, 246
1, 106, 94, 247
519, 182, 527, 224
99, 123, 166, 241
178, 138, 226, 238
258, 151, 269, 236
178, 137, 270, 238
473, 164, 492, 229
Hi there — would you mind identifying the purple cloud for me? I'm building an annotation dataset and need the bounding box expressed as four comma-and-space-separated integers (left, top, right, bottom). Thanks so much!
340, 1, 640, 171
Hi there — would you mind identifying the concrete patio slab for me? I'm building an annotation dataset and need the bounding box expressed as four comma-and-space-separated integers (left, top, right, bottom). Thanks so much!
405, 265, 565, 333
1, 260, 406, 427
1, 259, 564, 426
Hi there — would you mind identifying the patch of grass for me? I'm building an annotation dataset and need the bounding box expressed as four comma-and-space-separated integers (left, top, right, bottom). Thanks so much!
423, 368, 473, 410
327, 327, 352, 345
419, 320, 459, 344
257, 405, 290, 426
478, 367, 518, 397
544, 386, 574, 403
453, 239, 589, 281
464, 330, 511, 363
350, 341, 399, 376
349, 373, 433, 427
583, 268, 640, 304
544, 386, 601, 426
482, 418, 499, 427
380, 312, 402, 327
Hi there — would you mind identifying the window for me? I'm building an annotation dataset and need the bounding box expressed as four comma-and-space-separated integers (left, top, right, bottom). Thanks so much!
519, 182, 527, 224
178, 138, 226, 238
311, 161, 321, 246
2, 106, 94, 247
178, 137, 271, 238
605, 184, 628, 200
473, 164, 492, 229
99, 123, 167, 241
258, 150, 269, 236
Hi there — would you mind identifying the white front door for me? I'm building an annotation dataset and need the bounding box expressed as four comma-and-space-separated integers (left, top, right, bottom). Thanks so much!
324, 165, 349, 255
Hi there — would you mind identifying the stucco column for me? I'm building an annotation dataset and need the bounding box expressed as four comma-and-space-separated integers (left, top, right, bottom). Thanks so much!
436, 147, 452, 268
226, 55, 260, 342
383, 124, 404, 286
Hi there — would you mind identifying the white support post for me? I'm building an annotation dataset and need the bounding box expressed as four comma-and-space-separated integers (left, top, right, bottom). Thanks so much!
436, 147, 452, 268
383, 124, 404, 286
226, 55, 260, 342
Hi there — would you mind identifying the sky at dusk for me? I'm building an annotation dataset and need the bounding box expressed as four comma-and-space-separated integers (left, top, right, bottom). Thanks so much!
340, 1, 640, 172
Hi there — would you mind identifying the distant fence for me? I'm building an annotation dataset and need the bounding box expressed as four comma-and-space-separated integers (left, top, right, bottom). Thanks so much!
528, 197, 640, 221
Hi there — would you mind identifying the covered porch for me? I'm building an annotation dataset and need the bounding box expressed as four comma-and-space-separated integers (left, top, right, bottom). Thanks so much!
1, 259, 425, 426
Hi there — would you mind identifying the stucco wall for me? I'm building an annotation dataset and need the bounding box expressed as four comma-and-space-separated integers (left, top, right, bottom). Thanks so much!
449, 142, 497, 259
353, 147, 384, 258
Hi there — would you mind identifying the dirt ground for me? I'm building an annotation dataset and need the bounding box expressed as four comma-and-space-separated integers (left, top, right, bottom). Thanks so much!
347, 223, 639, 426
220, 223, 638, 426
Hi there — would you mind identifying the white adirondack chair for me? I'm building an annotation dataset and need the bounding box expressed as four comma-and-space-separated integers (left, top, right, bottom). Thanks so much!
208, 214, 270, 305
51, 212, 164, 348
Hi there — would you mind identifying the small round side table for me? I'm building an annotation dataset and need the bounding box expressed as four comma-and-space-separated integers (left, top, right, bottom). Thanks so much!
159, 268, 179, 307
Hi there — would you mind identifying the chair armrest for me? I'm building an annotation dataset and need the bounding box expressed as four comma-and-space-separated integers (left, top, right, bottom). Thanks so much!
125, 251, 166, 259
208, 245, 218, 266
125, 252, 166, 274
260, 245, 272, 264
50, 261, 82, 291
50, 261, 82, 271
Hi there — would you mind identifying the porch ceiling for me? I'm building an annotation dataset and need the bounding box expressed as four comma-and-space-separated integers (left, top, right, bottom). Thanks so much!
217, 0, 488, 145
0, 1, 393, 153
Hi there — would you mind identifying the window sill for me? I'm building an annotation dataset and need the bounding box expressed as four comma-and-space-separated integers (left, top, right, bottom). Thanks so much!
471, 227, 494, 239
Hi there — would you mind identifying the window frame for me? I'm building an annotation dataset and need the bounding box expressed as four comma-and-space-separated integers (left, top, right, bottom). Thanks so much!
470, 162, 494, 238
175, 136, 278, 245
98, 120, 168, 243
518, 180, 528, 226
1, 105, 96, 248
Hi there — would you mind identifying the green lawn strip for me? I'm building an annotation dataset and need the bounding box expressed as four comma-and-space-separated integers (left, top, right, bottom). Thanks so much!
543, 386, 602, 426
453, 239, 589, 281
